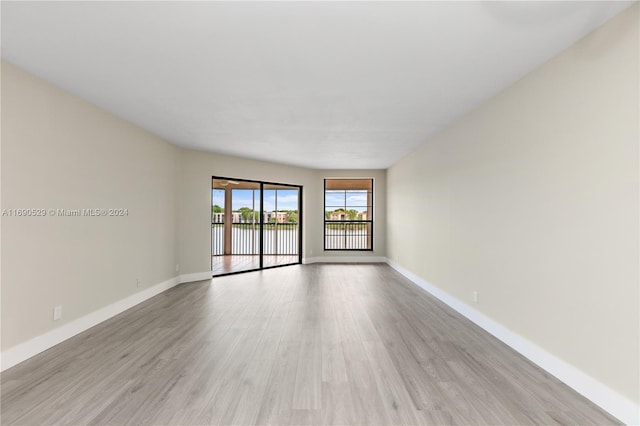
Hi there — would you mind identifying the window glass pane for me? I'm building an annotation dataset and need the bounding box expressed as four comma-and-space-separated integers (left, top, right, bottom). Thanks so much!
325, 192, 345, 206
346, 194, 370, 208
212, 189, 225, 223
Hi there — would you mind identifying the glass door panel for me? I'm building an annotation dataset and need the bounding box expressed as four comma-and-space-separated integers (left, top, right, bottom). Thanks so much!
263, 184, 300, 269
211, 178, 261, 276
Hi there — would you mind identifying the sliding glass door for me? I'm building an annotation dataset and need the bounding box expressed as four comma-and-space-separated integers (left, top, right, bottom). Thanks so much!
212, 177, 301, 276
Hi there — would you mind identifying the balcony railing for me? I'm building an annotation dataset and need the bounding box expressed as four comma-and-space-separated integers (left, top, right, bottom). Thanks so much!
212, 222, 299, 255
212, 223, 224, 255
324, 221, 372, 250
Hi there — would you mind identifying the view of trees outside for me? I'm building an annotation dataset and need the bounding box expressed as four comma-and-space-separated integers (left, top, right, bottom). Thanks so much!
324, 189, 371, 221
212, 188, 299, 224
211, 184, 301, 257
324, 208, 359, 220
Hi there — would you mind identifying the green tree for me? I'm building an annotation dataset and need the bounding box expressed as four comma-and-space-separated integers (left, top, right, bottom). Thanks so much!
212, 205, 223, 214
347, 209, 358, 220
238, 207, 258, 222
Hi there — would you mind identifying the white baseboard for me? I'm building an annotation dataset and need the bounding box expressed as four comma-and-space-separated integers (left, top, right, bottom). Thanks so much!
385, 258, 639, 426
303, 256, 386, 264
0, 271, 212, 372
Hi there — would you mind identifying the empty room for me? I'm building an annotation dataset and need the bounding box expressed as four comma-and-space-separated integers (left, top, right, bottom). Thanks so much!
1, 1, 638, 425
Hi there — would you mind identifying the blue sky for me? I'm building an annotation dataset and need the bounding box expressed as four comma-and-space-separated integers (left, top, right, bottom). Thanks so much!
212, 189, 299, 211
213, 189, 370, 212
325, 190, 370, 213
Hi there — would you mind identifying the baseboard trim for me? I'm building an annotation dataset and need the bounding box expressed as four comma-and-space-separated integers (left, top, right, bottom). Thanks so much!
178, 271, 214, 283
303, 256, 386, 264
385, 258, 639, 425
0, 271, 212, 372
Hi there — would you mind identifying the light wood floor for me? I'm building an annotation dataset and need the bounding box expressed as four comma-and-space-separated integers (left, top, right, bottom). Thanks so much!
212, 255, 299, 275
1, 264, 620, 425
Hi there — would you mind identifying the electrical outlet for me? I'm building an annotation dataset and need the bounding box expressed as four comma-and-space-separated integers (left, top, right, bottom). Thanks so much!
473, 291, 479, 304
53, 305, 62, 321
175, 264, 180, 272
136, 278, 141, 288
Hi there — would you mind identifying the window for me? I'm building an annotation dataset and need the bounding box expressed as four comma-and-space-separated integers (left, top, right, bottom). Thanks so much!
324, 178, 373, 250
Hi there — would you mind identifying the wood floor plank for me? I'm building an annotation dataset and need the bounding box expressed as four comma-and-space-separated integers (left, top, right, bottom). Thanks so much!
320, 381, 359, 425
291, 324, 322, 410
362, 340, 423, 425
0, 264, 622, 425
253, 338, 300, 426
228, 309, 290, 424
319, 275, 349, 384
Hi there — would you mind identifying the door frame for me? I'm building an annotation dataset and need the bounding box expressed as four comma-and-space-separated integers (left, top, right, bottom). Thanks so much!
211, 175, 303, 277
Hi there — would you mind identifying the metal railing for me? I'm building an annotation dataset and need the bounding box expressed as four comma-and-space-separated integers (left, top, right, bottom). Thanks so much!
263, 223, 298, 255
212, 223, 224, 255
324, 221, 372, 250
212, 222, 299, 255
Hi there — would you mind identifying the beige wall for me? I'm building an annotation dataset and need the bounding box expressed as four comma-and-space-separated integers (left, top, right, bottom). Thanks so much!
1, 61, 181, 350
387, 5, 639, 403
177, 149, 386, 275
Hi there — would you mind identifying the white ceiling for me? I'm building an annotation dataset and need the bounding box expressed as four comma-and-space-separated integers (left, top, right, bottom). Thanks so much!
1, 1, 635, 170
